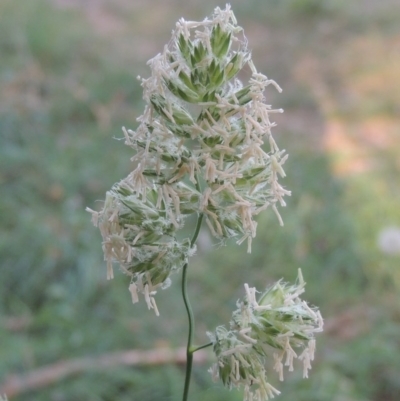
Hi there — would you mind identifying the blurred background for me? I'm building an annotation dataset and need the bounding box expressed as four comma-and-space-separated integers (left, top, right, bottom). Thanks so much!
1, 0, 399, 400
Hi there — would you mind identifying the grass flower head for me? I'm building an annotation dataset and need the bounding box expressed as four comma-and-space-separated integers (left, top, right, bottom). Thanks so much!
208, 270, 323, 400
88, 4, 290, 313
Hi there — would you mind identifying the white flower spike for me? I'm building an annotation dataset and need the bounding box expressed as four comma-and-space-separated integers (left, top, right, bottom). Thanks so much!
87, 5, 290, 313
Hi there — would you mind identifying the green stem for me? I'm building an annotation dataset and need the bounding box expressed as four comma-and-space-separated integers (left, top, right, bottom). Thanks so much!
181, 211, 204, 401
191, 341, 213, 353
181, 262, 193, 401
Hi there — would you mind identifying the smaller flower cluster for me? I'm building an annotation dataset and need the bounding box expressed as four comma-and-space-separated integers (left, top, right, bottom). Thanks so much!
86, 180, 197, 315
208, 270, 323, 401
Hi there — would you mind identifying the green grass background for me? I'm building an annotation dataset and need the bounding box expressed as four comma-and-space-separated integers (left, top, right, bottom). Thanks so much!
1, 0, 400, 400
